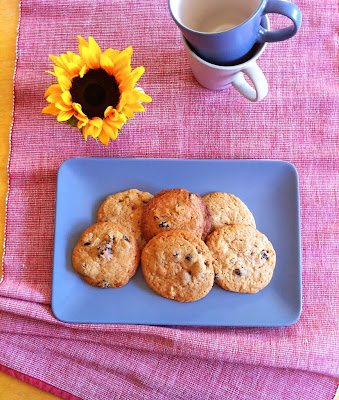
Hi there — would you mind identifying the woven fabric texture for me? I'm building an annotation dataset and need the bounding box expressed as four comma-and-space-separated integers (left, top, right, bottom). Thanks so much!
1, 0, 338, 399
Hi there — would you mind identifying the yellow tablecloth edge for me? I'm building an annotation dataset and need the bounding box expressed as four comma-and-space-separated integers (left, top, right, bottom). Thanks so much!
0, 1, 22, 283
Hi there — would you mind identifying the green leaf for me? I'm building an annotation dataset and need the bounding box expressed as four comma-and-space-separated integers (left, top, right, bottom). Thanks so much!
66, 116, 79, 128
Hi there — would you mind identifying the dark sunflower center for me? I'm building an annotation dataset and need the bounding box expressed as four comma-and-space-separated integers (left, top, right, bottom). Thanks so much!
84, 83, 105, 106
70, 69, 120, 119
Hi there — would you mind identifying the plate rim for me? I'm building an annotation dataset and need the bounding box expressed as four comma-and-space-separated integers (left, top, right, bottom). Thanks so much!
52, 157, 302, 327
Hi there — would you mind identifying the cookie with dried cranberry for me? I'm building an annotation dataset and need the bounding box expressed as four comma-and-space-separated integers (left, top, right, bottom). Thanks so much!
141, 188, 212, 242
141, 230, 214, 302
202, 192, 256, 232
206, 224, 276, 293
97, 189, 153, 250
72, 222, 140, 288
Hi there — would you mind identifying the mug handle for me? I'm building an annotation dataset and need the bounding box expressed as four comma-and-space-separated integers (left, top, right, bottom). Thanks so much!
232, 62, 268, 102
258, 0, 302, 43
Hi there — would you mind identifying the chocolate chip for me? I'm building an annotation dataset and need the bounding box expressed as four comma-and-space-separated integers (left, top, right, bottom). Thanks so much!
234, 269, 241, 276
123, 235, 130, 242
261, 251, 268, 260
214, 273, 219, 279
154, 216, 159, 220
98, 281, 110, 288
173, 253, 179, 257
108, 235, 115, 242
82, 263, 87, 270
159, 221, 169, 228
185, 255, 192, 261
84, 242, 91, 246
188, 271, 192, 275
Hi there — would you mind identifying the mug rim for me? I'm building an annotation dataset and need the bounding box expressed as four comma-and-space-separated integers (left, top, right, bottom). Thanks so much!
181, 15, 269, 70
168, 0, 266, 36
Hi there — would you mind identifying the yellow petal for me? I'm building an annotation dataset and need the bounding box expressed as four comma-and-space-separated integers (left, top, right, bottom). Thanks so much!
82, 123, 90, 140
45, 70, 58, 78
103, 48, 120, 62
105, 108, 125, 127
104, 106, 113, 118
46, 93, 63, 103
49, 54, 62, 66
119, 66, 145, 92
49, 52, 82, 75
86, 117, 103, 138
88, 37, 101, 54
78, 36, 101, 69
90, 117, 103, 130
117, 97, 145, 118
98, 130, 111, 145
42, 104, 60, 115
77, 119, 88, 129
79, 64, 89, 78
61, 91, 72, 106
73, 103, 87, 120
83, 49, 100, 69
133, 89, 152, 103
119, 107, 134, 119
44, 84, 62, 97
57, 110, 74, 122
112, 46, 133, 82
57, 75, 72, 92
77, 35, 88, 49
61, 52, 83, 76
106, 117, 124, 130
51, 65, 71, 80
129, 102, 146, 113
55, 102, 73, 112
102, 119, 117, 139
100, 53, 115, 75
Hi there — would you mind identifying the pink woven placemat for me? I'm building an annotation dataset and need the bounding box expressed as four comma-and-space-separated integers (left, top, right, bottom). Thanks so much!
1, 0, 338, 399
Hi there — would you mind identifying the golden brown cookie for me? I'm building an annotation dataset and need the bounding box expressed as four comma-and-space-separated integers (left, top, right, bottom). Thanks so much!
141, 188, 211, 242
97, 189, 153, 250
202, 192, 256, 231
141, 230, 214, 302
206, 224, 276, 293
72, 222, 140, 288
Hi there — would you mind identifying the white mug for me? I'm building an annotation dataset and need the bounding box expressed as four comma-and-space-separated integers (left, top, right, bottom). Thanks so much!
182, 15, 270, 102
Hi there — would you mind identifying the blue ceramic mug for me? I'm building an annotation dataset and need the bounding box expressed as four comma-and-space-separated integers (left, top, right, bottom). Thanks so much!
168, 0, 302, 65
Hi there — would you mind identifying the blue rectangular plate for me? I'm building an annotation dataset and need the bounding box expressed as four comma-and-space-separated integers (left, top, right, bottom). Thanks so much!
52, 158, 302, 326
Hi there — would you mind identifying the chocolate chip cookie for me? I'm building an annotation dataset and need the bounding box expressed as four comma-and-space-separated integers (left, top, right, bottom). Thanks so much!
72, 222, 140, 288
97, 189, 153, 250
141, 188, 212, 242
206, 224, 276, 293
202, 192, 256, 231
141, 230, 214, 302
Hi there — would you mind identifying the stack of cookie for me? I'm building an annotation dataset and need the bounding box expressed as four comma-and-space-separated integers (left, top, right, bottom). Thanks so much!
72, 188, 276, 302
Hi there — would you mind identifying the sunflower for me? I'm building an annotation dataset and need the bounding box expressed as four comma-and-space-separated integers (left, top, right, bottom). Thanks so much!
42, 36, 152, 145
